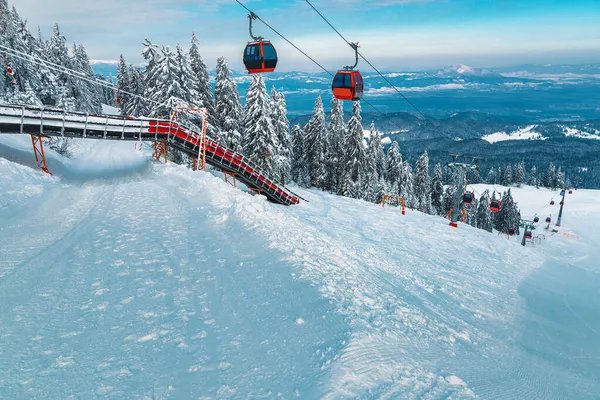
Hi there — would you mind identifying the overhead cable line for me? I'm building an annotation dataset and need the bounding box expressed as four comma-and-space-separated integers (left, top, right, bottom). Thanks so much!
0, 43, 159, 106
303, 0, 433, 123
233, 0, 408, 133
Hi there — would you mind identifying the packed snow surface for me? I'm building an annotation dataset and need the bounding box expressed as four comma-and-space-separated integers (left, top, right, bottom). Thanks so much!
1, 136, 599, 399
482, 125, 547, 143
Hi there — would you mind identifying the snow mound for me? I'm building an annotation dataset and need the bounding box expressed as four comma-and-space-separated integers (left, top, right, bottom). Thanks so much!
562, 126, 600, 140
482, 125, 547, 143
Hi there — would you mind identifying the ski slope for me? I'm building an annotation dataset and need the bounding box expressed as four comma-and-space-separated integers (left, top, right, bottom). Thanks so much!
1, 136, 599, 399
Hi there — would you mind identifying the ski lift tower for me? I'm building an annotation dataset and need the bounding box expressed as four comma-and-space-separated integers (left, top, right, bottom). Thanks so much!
520, 219, 537, 246
447, 154, 481, 228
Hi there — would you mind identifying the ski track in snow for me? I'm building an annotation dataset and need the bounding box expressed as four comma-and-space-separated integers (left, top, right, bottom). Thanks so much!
1, 136, 600, 399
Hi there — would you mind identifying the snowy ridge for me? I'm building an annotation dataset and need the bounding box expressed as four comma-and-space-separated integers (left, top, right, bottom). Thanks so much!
561, 126, 600, 140
482, 125, 547, 143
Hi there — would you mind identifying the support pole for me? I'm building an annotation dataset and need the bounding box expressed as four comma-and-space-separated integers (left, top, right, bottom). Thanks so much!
30, 134, 51, 174
153, 141, 167, 163
556, 187, 567, 227
223, 171, 237, 188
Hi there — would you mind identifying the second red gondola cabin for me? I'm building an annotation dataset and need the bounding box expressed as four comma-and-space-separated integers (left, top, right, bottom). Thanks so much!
332, 71, 363, 101
243, 41, 278, 74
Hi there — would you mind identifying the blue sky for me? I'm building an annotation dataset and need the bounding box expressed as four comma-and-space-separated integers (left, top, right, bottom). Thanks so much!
9, 0, 600, 72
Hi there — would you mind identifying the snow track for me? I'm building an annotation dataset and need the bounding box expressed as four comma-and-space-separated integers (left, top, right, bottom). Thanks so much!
1, 139, 599, 398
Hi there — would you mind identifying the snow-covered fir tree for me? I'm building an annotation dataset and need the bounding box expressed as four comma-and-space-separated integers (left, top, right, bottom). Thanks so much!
486, 167, 497, 185
303, 96, 327, 187
124, 66, 147, 117
325, 97, 346, 193
401, 161, 415, 209
528, 166, 538, 187
543, 163, 556, 189
476, 189, 493, 232
385, 141, 402, 186
366, 122, 386, 179
343, 101, 365, 195
243, 75, 276, 174
291, 124, 309, 186
514, 161, 525, 186
214, 57, 243, 152
554, 166, 565, 189
502, 164, 513, 186
430, 163, 444, 215
270, 86, 292, 184
188, 33, 215, 126
443, 185, 455, 216
493, 189, 520, 234
414, 151, 432, 213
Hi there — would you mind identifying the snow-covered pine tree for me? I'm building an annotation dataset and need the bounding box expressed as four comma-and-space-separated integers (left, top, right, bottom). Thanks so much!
343, 101, 365, 195
385, 141, 402, 186
188, 33, 216, 126
366, 122, 385, 179
71, 44, 102, 113
243, 74, 276, 174
466, 167, 482, 184
303, 96, 327, 187
414, 151, 432, 213
493, 189, 520, 234
465, 198, 478, 227
476, 189, 493, 232
141, 38, 160, 98
175, 44, 199, 104
116, 54, 130, 112
443, 185, 455, 216
554, 166, 565, 189
270, 86, 292, 184
514, 161, 525, 186
431, 163, 444, 215
486, 167, 497, 184
502, 164, 513, 186
528, 166, 538, 187
401, 161, 415, 209
124, 66, 147, 117
291, 124, 311, 187
325, 97, 346, 193
147, 46, 191, 119
543, 163, 555, 189
214, 57, 243, 153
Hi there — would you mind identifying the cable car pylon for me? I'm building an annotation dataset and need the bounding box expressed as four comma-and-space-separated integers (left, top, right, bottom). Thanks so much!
447, 154, 480, 228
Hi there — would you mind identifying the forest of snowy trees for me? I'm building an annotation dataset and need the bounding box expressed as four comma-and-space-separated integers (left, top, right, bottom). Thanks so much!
0, 1, 567, 235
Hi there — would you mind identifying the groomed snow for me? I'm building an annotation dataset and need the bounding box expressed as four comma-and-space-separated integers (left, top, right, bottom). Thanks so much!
1, 136, 599, 399
482, 125, 547, 143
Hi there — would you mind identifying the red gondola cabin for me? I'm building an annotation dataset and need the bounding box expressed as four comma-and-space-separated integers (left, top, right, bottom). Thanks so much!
462, 192, 474, 204
508, 228, 516, 236
524, 231, 532, 239
533, 216, 539, 223
546, 217, 551, 223
332, 71, 363, 101
490, 200, 501, 213
550, 200, 555, 205
243, 41, 278, 74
